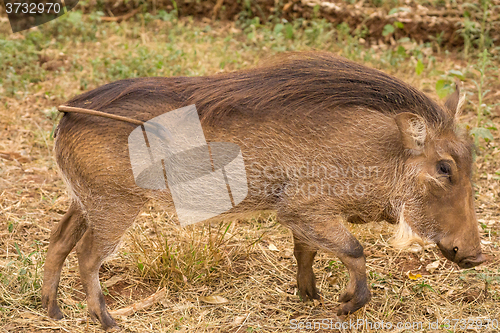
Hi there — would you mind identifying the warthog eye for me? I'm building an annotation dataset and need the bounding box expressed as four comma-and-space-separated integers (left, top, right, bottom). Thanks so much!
437, 161, 452, 177
453, 247, 458, 253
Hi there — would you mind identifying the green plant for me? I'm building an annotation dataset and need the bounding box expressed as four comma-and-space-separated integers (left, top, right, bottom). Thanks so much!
156, 8, 178, 22
460, 0, 494, 58
382, 21, 404, 37
469, 49, 498, 147
478, 0, 492, 51
412, 280, 434, 294
305, 19, 332, 45
460, 270, 500, 293
459, 17, 480, 59
1, 241, 44, 304
127, 220, 235, 286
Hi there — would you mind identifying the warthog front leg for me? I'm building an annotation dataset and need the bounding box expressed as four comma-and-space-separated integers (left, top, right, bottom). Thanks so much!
335, 248, 371, 315
282, 209, 371, 316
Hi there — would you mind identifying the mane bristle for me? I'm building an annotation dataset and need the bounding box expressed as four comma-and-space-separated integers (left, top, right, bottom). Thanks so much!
65, 52, 451, 129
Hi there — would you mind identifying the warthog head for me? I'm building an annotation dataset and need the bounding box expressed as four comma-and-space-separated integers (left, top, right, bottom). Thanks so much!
393, 87, 485, 269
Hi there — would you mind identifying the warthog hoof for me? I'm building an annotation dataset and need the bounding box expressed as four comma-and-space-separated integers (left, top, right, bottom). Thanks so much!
89, 309, 119, 331
102, 322, 120, 332
41, 295, 64, 320
297, 281, 320, 302
336, 285, 371, 316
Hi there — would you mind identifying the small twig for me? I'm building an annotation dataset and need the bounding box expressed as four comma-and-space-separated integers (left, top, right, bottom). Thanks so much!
235, 312, 250, 333
31, 120, 52, 159
212, 0, 224, 20
109, 287, 166, 316
101, 7, 142, 23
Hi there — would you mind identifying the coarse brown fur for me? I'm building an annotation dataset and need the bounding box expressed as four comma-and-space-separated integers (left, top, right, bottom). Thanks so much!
42, 52, 485, 330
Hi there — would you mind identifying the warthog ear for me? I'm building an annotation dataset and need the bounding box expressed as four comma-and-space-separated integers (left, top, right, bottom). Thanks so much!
444, 81, 465, 121
395, 112, 427, 153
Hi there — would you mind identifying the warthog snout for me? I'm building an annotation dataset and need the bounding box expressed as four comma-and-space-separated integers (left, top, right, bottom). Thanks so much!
459, 253, 487, 269
437, 242, 486, 269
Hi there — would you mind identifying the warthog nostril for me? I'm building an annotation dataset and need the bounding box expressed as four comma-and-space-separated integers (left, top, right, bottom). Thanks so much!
458, 253, 486, 269
453, 247, 458, 253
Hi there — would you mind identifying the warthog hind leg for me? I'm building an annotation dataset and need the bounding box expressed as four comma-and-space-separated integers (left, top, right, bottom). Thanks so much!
42, 204, 88, 320
75, 198, 143, 331
293, 234, 320, 301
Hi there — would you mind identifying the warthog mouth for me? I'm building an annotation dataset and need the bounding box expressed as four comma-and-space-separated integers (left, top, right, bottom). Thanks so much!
437, 243, 486, 269
457, 253, 487, 269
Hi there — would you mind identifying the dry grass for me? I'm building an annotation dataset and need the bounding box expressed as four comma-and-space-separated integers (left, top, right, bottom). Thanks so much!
0, 9, 499, 333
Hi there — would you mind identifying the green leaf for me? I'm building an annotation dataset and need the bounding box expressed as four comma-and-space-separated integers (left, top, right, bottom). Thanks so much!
448, 69, 465, 80
435, 79, 453, 99
313, 4, 320, 16
389, 7, 411, 15
137, 262, 144, 272
382, 24, 395, 37
470, 127, 494, 142
397, 45, 407, 57
273, 23, 284, 34
284, 23, 294, 39
388, 8, 399, 15
49, 123, 57, 140
394, 21, 404, 29
415, 59, 424, 75
484, 119, 497, 131
14, 243, 23, 260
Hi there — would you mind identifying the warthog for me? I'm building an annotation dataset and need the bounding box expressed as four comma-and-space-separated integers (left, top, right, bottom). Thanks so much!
42, 52, 485, 330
